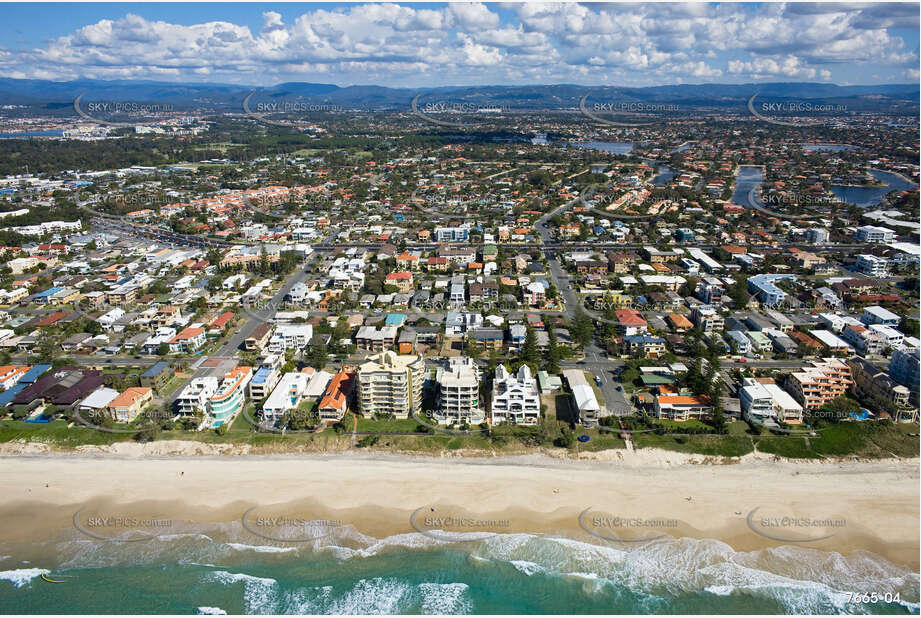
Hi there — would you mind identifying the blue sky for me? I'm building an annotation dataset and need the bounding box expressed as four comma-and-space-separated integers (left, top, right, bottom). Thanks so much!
1, 3, 917, 86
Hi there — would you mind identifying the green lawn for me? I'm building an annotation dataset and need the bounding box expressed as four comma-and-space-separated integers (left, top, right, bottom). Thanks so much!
0, 419, 131, 447
753, 421, 919, 459
3, 408, 915, 460
651, 418, 711, 432
633, 432, 755, 457
347, 412, 428, 433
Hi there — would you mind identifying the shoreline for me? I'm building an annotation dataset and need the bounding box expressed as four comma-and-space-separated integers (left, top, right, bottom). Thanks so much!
0, 452, 917, 571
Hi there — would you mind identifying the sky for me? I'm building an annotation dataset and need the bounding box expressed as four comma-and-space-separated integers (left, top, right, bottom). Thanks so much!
0, 2, 918, 87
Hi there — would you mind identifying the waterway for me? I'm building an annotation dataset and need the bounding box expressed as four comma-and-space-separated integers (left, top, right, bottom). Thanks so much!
830, 169, 918, 208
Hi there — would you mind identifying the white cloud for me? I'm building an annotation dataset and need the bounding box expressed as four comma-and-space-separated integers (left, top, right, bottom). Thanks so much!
0, 3, 914, 86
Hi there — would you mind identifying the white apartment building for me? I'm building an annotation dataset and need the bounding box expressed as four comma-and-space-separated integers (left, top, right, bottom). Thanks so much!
267, 324, 314, 354
248, 354, 282, 400
805, 228, 829, 244
175, 377, 219, 416
358, 351, 425, 418
739, 378, 775, 422
690, 305, 724, 334
491, 364, 541, 426
97, 308, 126, 330
855, 225, 895, 244
861, 305, 901, 327
856, 254, 889, 277
262, 372, 310, 421
435, 357, 484, 425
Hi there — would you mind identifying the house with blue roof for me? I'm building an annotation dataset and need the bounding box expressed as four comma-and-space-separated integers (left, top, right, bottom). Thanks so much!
33, 287, 63, 303
19, 364, 52, 384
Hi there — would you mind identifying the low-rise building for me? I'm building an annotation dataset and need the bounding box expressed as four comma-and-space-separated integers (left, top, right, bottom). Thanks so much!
140, 361, 173, 393
168, 327, 206, 354
848, 356, 910, 414
317, 371, 355, 421
176, 377, 219, 417
267, 324, 313, 354
208, 366, 252, 427
861, 305, 900, 327
654, 394, 712, 421
490, 364, 540, 426
690, 305, 724, 334
785, 358, 853, 410
107, 387, 153, 423
855, 254, 889, 277
262, 372, 310, 421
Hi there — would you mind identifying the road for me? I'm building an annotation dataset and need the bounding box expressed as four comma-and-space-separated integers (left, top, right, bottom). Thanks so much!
532, 191, 635, 415
216, 266, 312, 356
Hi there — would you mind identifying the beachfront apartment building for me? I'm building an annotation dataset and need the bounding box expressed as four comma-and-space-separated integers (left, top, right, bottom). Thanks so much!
107, 387, 153, 423
739, 378, 804, 424
434, 357, 483, 426
208, 366, 253, 427
248, 355, 282, 400
785, 358, 853, 410
762, 382, 804, 424
358, 351, 425, 419
890, 345, 920, 406
740, 379, 775, 422
317, 371, 355, 421
262, 372, 310, 422
561, 369, 602, 425
848, 356, 910, 413
490, 364, 540, 426
654, 394, 713, 421
175, 377, 219, 417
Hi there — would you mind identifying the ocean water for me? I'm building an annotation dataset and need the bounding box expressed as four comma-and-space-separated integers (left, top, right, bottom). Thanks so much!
0, 522, 918, 614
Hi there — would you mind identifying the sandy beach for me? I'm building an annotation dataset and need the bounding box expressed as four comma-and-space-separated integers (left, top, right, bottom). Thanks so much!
0, 446, 918, 571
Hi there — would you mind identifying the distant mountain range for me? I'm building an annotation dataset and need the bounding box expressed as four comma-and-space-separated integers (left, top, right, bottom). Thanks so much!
0, 78, 917, 114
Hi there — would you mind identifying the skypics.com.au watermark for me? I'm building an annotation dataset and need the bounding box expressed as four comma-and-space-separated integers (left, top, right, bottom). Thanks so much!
761, 192, 843, 207
746, 506, 846, 543
242, 92, 343, 128
241, 506, 342, 543
578, 507, 677, 543
409, 506, 511, 542
747, 93, 848, 127
580, 90, 680, 127
73, 94, 177, 127
73, 508, 174, 542
410, 92, 515, 129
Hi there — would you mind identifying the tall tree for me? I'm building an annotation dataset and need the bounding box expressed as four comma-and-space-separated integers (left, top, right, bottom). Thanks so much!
545, 327, 561, 373
522, 325, 539, 365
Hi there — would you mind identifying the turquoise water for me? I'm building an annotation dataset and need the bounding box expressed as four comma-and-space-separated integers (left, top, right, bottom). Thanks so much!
1, 523, 918, 614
